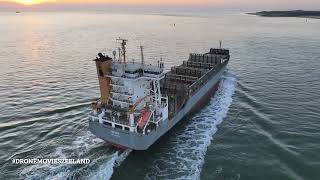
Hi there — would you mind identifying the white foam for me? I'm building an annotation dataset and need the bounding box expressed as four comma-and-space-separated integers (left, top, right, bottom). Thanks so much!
20, 132, 109, 180
145, 72, 236, 180
20, 129, 132, 180
87, 149, 132, 180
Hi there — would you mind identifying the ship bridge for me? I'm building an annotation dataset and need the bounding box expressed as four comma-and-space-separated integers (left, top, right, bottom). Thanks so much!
108, 62, 164, 80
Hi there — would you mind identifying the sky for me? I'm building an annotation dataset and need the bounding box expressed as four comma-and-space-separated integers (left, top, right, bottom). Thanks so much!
9, 0, 216, 5
0, 0, 320, 11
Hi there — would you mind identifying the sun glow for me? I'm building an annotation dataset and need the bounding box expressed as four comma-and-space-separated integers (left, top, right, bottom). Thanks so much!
22, 0, 35, 5
8, 0, 216, 6
12, 0, 55, 5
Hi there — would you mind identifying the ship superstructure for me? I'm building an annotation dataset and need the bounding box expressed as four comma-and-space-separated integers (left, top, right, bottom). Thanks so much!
89, 39, 229, 150
90, 39, 168, 136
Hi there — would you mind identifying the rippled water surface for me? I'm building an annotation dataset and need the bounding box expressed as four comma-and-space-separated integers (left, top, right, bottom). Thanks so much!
0, 12, 319, 180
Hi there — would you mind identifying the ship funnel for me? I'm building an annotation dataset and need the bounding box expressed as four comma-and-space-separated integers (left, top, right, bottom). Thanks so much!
98, 53, 105, 59
94, 53, 112, 106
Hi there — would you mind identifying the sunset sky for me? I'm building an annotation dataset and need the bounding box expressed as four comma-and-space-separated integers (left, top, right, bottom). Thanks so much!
9, 0, 215, 5
3, 0, 224, 7
1, 0, 320, 10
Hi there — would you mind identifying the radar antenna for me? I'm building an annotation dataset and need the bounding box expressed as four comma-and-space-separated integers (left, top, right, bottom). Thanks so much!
116, 38, 128, 64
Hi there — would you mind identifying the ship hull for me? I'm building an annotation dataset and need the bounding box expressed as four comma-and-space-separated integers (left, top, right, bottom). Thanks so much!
89, 65, 227, 150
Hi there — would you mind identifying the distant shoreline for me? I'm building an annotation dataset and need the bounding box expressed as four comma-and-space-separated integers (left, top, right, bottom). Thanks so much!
248, 10, 320, 19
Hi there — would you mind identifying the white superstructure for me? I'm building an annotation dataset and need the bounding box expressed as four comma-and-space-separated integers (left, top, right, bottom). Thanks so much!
90, 39, 168, 135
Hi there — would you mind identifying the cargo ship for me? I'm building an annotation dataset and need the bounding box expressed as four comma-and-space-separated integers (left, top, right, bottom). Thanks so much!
89, 38, 230, 150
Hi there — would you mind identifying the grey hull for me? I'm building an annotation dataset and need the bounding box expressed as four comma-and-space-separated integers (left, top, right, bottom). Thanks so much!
89, 65, 227, 150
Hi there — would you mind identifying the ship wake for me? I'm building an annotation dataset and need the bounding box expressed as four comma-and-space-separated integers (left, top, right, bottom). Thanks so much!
87, 149, 131, 180
20, 131, 131, 180
145, 71, 236, 180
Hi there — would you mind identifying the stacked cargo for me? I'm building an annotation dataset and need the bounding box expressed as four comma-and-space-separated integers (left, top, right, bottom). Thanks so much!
161, 49, 230, 117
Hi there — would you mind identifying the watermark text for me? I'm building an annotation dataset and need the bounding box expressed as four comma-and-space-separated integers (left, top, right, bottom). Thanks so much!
12, 158, 90, 165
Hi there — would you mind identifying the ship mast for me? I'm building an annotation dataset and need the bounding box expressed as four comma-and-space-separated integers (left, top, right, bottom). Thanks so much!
118, 47, 121, 63
140, 45, 145, 65
116, 38, 128, 64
